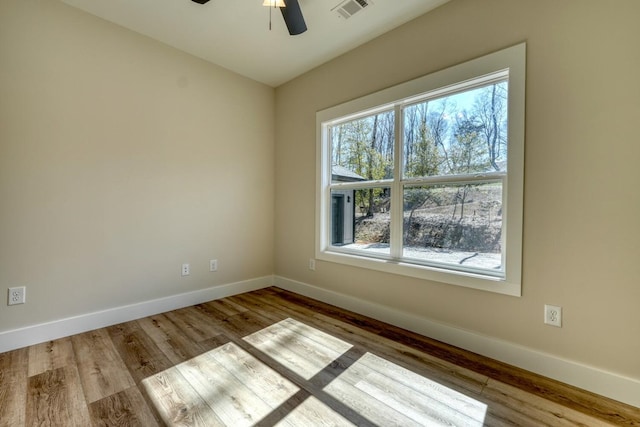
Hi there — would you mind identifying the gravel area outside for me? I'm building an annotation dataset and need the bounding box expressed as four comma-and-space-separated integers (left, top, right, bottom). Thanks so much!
341, 242, 502, 271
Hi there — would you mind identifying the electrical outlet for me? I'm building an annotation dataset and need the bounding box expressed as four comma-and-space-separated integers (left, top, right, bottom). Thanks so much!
210, 259, 218, 272
308, 258, 316, 271
181, 263, 190, 276
544, 304, 562, 327
8, 287, 26, 305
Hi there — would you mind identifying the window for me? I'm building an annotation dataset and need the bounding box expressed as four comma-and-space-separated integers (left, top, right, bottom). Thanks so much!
316, 44, 525, 296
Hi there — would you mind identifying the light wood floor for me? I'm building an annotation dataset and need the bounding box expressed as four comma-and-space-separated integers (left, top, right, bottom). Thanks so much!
1, 287, 638, 426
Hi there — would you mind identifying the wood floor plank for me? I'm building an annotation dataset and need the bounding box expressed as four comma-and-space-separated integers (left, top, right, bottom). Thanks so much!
228, 293, 289, 324
205, 307, 275, 338
28, 337, 75, 377
176, 346, 277, 427
357, 351, 487, 424
278, 317, 355, 355
208, 341, 299, 405
89, 385, 160, 426
481, 391, 599, 427
206, 298, 249, 316
164, 306, 223, 343
266, 317, 353, 354
273, 395, 356, 427
107, 320, 174, 384
71, 328, 136, 404
197, 333, 233, 352
141, 367, 225, 426
323, 370, 424, 427
0, 376, 27, 427
243, 320, 349, 381
192, 302, 230, 323
483, 406, 543, 427
245, 328, 335, 382
481, 378, 617, 426
137, 314, 209, 365
356, 368, 484, 426
0, 348, 28, 427
26, 365, 91, 426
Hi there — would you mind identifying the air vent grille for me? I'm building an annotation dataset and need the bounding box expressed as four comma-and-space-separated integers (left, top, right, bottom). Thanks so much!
333, 0, 372, 19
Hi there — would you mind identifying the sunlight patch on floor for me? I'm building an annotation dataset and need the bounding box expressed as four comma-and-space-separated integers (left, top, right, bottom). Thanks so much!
324, 352, 487, 426
243, 318, 354, 380
274, 396, 355, 426
142, 318, 487, 426
142, 342, 300, 426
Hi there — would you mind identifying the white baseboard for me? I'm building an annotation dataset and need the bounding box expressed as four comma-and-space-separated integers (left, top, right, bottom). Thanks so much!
274, 276, 640, 408
0, 276, 273, 354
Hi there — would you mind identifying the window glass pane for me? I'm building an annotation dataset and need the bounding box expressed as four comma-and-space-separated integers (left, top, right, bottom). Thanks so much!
331, 187, 391, 256
331, 111, 394, 184
403, 82, 508, 178
403, 183, 503, 272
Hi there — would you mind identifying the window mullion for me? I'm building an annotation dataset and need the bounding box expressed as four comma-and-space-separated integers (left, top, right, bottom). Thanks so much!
329, 179, 394, 190
390, 104, 403, 259
321, 124, 333, 252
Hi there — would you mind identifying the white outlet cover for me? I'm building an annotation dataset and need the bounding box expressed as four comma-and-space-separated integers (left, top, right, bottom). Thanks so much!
210, 259, 218, 272
181, 263, 190, 276
8, 287, 26, 305
544, 304, 562, 327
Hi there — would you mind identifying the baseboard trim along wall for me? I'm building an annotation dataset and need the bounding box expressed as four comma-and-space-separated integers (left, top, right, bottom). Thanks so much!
0, 276, 273, 354
274, 276, 640, 409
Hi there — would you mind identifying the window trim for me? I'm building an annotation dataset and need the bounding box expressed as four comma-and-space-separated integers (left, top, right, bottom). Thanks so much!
316, 43, 526, 296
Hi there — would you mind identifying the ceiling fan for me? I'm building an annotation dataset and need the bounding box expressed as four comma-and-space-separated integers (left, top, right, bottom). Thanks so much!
191, 0, 307, 35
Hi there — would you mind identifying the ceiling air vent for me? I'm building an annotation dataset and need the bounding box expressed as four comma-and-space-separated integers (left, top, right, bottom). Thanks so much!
333, 0, 373, 19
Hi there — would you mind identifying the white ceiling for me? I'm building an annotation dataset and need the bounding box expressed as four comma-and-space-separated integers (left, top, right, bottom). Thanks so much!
60, 0, 449, 87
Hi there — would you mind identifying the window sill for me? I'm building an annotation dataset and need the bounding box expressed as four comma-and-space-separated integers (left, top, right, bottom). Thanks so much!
316, 249, 522, 297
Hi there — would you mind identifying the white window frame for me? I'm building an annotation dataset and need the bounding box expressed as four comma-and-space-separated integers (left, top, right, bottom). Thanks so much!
316, 43, 526, 296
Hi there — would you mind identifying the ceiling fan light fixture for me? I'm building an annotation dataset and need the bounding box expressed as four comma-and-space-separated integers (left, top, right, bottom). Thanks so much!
262, 0, 286, 7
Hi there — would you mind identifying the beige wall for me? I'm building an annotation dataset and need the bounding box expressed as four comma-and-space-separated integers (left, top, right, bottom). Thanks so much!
275, 0, 640, 381
0, 0, 275, 331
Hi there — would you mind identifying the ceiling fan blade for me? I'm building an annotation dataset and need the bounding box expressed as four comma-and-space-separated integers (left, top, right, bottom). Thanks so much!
280, 0, 307, 35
